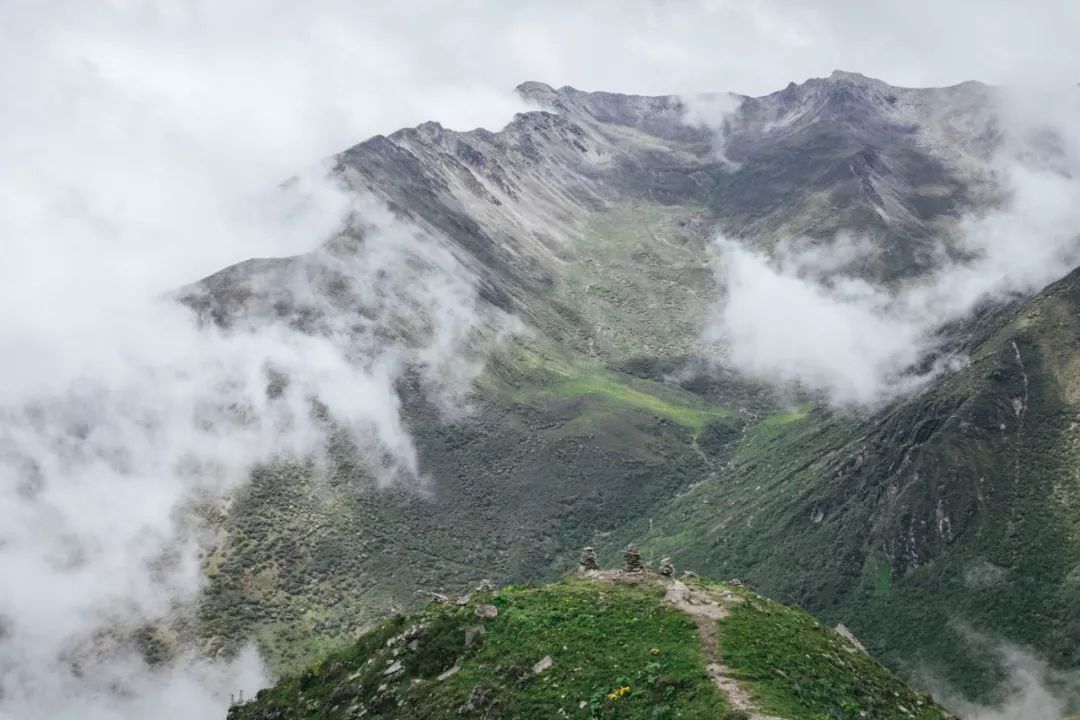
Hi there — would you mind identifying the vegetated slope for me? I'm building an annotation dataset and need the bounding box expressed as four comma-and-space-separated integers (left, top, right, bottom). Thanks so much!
227, 570, 953, 720
174, 69, 1080, 702
630, 268, 1080, 705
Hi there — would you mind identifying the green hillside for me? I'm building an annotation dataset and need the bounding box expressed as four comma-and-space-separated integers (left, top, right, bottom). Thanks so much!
227, 568, 953, 720
625, 268, 1080, 702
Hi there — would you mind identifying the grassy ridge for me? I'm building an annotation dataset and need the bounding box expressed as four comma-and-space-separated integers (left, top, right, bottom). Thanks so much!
228, 577, 728, 719
228, 574, 952, 720
714, 584, 948, 719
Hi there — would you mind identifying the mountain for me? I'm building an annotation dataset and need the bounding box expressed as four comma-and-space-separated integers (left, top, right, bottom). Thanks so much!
176, 70, 1079, 708
632, 267, 1080, 699
226, 567, 954, 720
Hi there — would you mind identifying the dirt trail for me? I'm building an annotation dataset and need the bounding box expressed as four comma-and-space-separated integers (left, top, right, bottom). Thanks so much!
662, 580, 786, 720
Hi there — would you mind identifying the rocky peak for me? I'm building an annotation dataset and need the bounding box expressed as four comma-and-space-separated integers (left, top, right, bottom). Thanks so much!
515, 80, 560, 107
827, 69, 886, 85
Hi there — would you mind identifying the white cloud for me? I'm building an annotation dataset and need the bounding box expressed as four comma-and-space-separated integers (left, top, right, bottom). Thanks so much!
704, 86, 1080, 406
705, 236, 931, 405
0, 5, 516, 717
680, 92, 743, 166
0, 192, 506, 717
919, 633, 1080, 720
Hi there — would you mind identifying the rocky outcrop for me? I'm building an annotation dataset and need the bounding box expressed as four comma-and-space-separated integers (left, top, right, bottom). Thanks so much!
578, 546, 599, 572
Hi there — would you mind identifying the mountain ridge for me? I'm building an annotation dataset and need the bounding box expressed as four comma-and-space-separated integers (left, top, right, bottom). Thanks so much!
227, 566, 955, 720
177, 71, 1080, 712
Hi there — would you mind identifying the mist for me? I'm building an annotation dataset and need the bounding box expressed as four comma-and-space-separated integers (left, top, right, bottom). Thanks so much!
0, 182, 509, 718
0, 5, 514, 718
680, 92, 744, 167
704, 85, 1080, 406
917, 631, 1080, 719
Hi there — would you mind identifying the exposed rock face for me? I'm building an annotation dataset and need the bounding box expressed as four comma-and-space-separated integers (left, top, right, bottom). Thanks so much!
834, 623, 868, 654
578, 546, 599, 572
623, 544, 644, 573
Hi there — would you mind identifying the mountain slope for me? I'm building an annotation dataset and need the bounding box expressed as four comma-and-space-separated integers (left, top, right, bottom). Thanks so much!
174, 71, 1080, 706
631, 269, 1080, 700
227, 569, 953, 720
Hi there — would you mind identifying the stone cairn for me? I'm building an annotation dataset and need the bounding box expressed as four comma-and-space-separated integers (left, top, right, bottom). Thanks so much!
658, 557, 675, 577
623, 543, 644, 573
578, 546, 599, 572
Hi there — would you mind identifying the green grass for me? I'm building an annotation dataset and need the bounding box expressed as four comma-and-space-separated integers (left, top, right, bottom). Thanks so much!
715, 591, 950, 720
230, 577, 729, 719
229, 574, 954, 720
624, 270, 1080, 707
535, 369, 737, 433
759, 403, 812, 426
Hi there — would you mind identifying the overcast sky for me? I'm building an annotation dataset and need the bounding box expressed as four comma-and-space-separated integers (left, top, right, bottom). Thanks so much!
4, 0, 1077, 290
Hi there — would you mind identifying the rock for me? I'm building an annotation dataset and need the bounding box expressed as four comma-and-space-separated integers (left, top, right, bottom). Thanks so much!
475, 579, 496, 592
474, 604, 499, 619
682, 570, 698, 579
730, 578, 744, 587
623, 543, 644, 573
834, 623, 868, 654
578, 546, 599, 572
384, 660, 403, 676
457, 684, 491, 715
532, 655, 553, 674
659, 557, 674, 577
464, 625, 486, 647
437, 665, 460, 681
